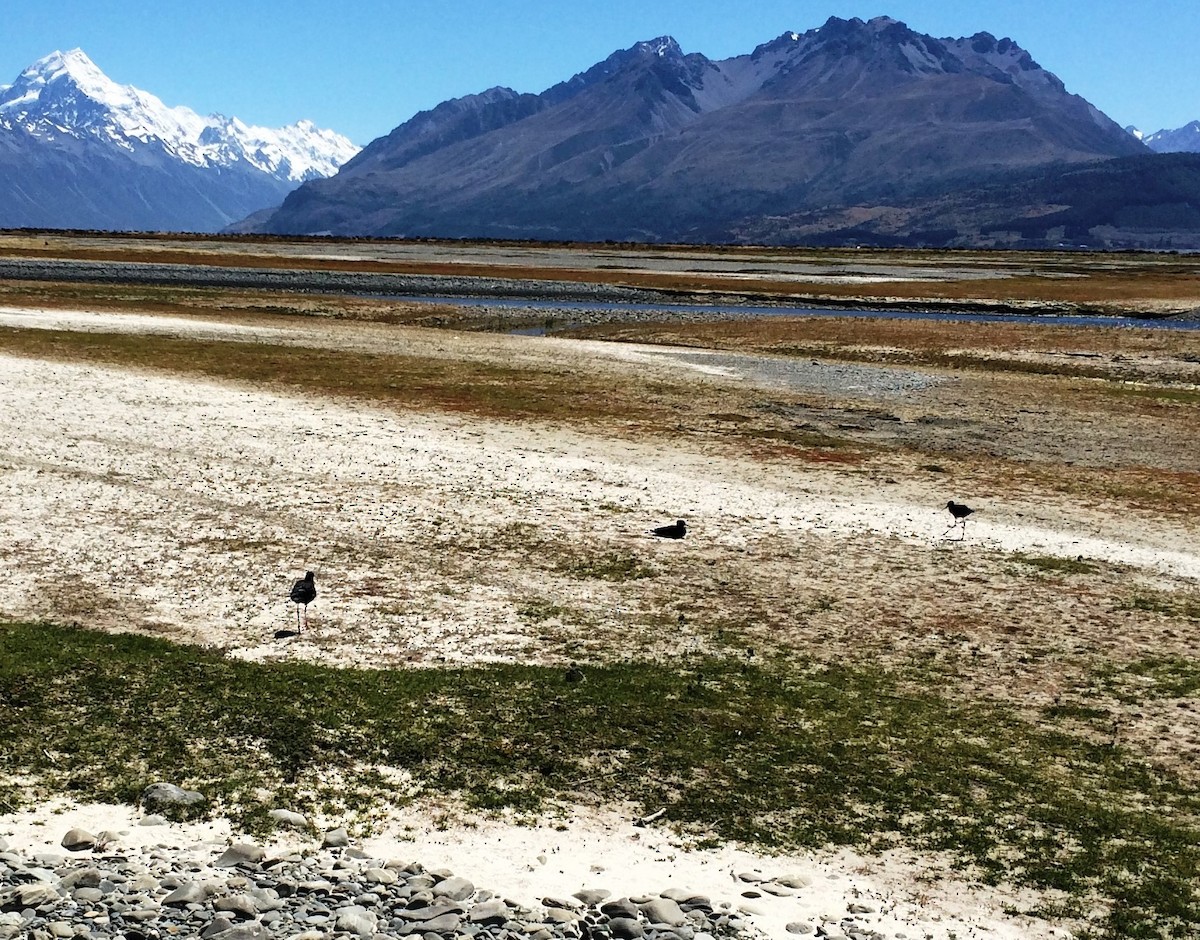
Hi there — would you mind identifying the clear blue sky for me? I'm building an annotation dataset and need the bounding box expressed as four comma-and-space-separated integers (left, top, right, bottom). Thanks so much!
2, 0, 1196, 145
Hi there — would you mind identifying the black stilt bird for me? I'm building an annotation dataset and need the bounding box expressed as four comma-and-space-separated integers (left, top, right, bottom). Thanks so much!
652, 519, 687, 539
944, 501, 975, 539
289, 571, 316, 631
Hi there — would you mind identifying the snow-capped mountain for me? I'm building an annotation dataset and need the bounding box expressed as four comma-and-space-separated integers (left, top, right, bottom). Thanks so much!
0, 49, 359, 231
1140, 121, 1200, 154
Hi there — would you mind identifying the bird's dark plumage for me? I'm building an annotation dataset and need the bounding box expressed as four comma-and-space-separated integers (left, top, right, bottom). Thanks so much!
942, 501, 976, 541
289, 571, 316, 631
946, 501, 974, 521
652, 519, 687, 539
290, 571, 316, 604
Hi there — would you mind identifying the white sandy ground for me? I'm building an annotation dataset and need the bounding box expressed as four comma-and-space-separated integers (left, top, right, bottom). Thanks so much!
0, 343, 1195, 667
2, 306, 1197, 938
0, 800, 1073, 940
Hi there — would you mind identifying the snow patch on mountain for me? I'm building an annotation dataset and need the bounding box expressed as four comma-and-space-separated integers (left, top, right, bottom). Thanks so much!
636, 37, 683, 58
1142, 121, 1200, 153
0, 48, 358, 181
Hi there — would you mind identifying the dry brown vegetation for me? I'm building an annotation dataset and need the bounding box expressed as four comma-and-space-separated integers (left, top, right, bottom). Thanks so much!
577, 311, 1200, 360
5, 230, 1200, 313
0, 278, 461, 324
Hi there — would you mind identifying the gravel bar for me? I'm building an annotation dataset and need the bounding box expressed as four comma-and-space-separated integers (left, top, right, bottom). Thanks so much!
0, 828, 778, 940
0, 258, 685, 305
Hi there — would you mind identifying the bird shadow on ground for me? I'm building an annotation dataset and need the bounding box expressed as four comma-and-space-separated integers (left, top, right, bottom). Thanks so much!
274, 628, 300, 640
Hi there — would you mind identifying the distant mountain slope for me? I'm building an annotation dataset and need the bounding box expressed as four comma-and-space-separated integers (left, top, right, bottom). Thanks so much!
1142, 121, 1200, 154
247, 16, 1146, 243
0, 49, 359, 232
729, 153, 1200, 249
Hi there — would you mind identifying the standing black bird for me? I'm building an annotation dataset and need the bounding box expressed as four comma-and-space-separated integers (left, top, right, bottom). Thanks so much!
944, 501, 975, 539
289, 571, 316, 631
652, 519, 687, 539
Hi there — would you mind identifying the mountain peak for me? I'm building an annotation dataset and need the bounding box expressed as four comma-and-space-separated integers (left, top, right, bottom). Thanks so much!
1143, 120, 1200, 153
818, 15, 904, 33
28, 47, 100, 76
633, 36, 683, 58
963, 31, 1029, 59
18, 47, 117, 100
0, 49, 358, 182
543, 35, 697, 105
806, 15, 931, 56
2, 46, 170, 130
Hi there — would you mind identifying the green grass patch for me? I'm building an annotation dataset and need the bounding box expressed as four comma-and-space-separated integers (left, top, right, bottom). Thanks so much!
1108, 385, 1200, 405
0, 622, 1198, 937
516, 598, 572, 623
1096, 657, 1200, 702
1043, 702, 1111, 721
1118, 592, 1200, 620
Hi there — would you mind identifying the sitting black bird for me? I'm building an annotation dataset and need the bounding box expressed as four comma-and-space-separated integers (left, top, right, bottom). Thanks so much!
652, 519, 687, 539
289, 571, 316, 631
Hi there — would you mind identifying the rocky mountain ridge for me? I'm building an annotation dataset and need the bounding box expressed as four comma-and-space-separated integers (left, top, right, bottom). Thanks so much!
245, 16, 1149, 245
1139, 121, 1200, 154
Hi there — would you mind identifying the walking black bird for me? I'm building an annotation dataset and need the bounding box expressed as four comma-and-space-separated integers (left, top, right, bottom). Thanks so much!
289, 571, 316, 631
652, 519, 687, 539
943, 500, 975, 539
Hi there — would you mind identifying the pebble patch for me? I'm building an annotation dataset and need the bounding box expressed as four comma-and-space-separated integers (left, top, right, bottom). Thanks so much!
0, 831, 781, 940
